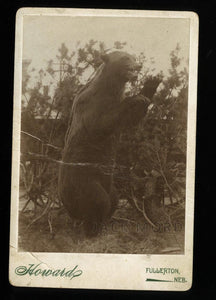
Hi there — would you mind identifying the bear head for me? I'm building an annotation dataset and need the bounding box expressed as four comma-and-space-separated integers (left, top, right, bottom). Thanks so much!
101, 51, 142, 82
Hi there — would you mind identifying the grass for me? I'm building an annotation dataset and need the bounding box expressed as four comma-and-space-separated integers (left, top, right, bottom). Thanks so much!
18, 199, 185, 254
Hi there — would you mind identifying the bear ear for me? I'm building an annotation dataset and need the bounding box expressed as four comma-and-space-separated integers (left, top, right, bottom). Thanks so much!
101, 53, 109, 63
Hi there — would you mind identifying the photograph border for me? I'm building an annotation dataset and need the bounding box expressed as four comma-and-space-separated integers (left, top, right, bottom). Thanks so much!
9, 7, 199, 291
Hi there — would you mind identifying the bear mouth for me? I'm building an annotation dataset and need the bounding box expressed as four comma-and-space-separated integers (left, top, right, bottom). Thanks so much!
125, 63, 142, 81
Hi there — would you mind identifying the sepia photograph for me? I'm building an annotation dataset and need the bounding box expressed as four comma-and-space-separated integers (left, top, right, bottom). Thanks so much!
19, 13, 189, 254
9, 8, 198, 290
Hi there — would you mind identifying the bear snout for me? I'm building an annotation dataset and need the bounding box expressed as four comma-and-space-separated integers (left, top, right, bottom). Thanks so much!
126, 69, 139, 81
125, 63, 142, 81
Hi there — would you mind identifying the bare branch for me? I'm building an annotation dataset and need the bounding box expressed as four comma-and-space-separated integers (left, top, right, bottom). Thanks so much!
131, 188, 156, 228
21, 131, 62, 151
25, 199, 52, 231
155, 149, 180, 202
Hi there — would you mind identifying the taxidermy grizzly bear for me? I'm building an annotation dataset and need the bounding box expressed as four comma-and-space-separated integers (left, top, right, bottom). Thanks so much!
58, 51, 160, 236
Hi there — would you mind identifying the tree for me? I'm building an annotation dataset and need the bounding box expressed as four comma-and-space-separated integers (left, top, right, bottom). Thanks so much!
115, 44, 188, 224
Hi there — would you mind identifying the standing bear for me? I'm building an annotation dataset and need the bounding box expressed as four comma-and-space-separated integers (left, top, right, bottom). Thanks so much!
58, 51, 155, 236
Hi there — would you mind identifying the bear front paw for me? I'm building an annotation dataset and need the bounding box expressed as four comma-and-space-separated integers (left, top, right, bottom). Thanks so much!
121, 95, 150, 127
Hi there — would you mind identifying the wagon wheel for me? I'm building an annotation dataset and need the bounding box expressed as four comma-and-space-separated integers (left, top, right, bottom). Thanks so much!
20, 162, 35, 212
20, 161, 47, 212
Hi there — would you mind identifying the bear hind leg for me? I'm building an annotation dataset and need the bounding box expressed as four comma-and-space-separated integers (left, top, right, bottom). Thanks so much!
83, 181, 111, 237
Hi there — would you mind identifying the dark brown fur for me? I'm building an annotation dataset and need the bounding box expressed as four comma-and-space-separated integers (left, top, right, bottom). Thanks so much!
58, 51, 150, 236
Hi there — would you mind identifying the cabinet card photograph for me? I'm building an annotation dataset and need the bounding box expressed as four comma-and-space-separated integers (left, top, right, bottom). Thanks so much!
9, 7, 198, 291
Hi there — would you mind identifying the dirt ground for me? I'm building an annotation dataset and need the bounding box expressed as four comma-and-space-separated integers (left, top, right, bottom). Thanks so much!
18, 199, 185, 254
